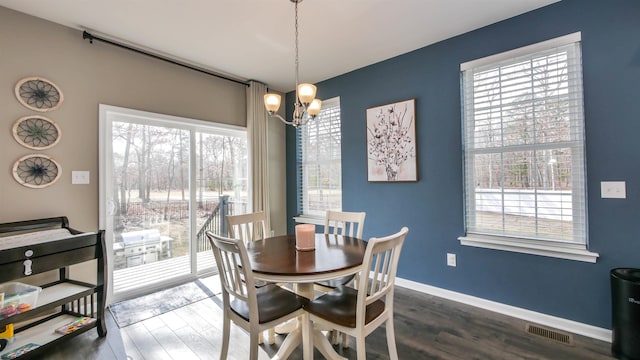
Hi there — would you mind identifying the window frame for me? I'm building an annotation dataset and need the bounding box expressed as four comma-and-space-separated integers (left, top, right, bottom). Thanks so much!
458, 33, 598, 263
294, 97, 342, 225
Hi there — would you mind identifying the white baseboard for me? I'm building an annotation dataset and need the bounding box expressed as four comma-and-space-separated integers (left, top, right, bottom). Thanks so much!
395, 277, 612, 343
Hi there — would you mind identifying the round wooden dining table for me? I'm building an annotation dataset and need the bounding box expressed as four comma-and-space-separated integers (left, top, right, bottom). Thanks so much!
246, 233, 367, 360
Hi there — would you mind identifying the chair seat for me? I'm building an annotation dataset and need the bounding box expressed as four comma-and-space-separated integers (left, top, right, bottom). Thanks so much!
304, 285, 385, 328
314, 274, 355, 289
231, 284, 308, 324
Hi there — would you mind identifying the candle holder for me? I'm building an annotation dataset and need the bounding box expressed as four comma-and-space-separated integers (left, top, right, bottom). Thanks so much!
295, 224, 316, 251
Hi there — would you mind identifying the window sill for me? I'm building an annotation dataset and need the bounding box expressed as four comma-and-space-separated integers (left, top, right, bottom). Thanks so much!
293, 215, 325, 226
458, 234, 599, 263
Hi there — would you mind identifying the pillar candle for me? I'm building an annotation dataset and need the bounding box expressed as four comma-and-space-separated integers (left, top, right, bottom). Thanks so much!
295, 224, 315, 251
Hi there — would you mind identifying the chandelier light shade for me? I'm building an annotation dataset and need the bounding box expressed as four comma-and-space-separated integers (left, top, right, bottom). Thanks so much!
296, 83, 316, 105
264, 0, 321, 128
307, 99, 322, 116
264, 93, 282, 114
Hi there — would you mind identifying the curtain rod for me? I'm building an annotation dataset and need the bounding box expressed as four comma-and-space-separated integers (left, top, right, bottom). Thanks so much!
82, 31, 249, 87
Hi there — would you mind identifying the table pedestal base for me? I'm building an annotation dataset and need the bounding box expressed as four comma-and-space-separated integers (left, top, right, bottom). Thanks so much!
271, 282, 347, 360
272, 327, 348, 360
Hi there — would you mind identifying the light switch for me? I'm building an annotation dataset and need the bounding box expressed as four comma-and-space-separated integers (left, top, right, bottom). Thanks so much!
72, 171, 90, 185
601, 181, 626, 199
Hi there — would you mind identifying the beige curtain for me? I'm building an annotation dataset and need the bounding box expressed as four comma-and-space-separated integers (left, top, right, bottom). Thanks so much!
246, 81, 271, 230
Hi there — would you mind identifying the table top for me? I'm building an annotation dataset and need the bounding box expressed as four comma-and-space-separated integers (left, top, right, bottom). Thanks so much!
246, 233, 367, 283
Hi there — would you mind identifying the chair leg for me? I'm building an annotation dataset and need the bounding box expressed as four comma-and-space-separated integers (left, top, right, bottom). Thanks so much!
341, 331, 350, 348
356, 334, 367, 360
302, 313, 313, 360
221, 315, 230, 360
329, 330, 339, 345
268, 327, 276, 344
385, 317, 398, 360
249, 329, 260, 360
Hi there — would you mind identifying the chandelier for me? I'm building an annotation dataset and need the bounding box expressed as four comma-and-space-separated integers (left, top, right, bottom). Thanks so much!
264, 0, 322, 128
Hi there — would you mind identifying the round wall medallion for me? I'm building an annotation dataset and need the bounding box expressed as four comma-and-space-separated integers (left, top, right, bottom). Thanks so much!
12, 154, 62, 188
13, 115, 61, 150
15, 76, 64, 112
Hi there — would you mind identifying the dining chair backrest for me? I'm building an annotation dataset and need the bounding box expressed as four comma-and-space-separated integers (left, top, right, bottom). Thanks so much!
206, 231, 258, 318
226, 211, 270, 243
355, 226, 408, 325
324, 210, 366, 239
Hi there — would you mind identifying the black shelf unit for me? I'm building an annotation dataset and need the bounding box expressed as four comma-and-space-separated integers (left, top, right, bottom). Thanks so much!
0, 217, 106, 359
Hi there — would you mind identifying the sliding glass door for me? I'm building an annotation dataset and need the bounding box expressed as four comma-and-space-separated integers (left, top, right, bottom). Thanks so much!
100, 105, 247, 303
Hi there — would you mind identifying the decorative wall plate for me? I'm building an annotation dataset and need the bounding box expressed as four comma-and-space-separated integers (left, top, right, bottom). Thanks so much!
12, 115, 61, 150
13, 154, 62, 188
15, 76, 64, 112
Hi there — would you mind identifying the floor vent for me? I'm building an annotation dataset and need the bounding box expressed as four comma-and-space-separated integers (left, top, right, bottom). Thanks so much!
525, 324, 574, 346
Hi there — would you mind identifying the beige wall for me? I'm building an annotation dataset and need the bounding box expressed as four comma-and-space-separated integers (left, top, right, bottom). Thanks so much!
0, 7, 248, 231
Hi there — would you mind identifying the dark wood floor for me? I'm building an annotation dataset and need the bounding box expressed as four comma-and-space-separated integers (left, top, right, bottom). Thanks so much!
39, 278, 614, 360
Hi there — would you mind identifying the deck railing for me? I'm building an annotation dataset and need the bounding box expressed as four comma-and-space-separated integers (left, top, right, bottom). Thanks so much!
195, 196, 224, 252
195, 195, 247, 252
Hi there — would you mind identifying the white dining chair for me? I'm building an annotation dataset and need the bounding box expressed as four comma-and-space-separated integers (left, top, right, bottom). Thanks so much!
226, 211, 270, 243
304, 227, 408, 360
225, 211, 276, 344
315, 210, 366, 346
316, 210, 366, 289
324, 210, 365, 238
206, 231, 309, 360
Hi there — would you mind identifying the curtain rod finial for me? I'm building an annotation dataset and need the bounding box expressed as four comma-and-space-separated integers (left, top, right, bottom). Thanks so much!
82, 31, 94, 44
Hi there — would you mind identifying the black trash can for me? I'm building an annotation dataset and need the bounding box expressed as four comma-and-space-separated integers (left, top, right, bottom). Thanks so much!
611, 268, 640, 360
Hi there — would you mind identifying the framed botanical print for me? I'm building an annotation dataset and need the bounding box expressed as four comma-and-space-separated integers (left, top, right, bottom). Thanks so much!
366, 99, 417, 182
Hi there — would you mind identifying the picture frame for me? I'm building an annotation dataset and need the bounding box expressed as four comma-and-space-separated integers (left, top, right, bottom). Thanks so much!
366, 98, 417, 182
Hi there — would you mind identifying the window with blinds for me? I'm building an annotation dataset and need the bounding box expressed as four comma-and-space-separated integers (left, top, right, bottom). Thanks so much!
460, 33, 588, 250
298, 97, 342, 218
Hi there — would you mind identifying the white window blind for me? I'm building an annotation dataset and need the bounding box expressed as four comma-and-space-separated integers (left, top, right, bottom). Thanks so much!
298, 97, 342, 218
460, 33, 588, 248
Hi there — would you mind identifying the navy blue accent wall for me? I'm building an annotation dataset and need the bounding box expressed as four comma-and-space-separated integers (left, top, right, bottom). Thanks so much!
286, 0, 640, 328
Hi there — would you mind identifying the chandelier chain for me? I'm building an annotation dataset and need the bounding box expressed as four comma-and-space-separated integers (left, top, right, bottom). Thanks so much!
263, 0, 320, 128
294, 0, 300, 94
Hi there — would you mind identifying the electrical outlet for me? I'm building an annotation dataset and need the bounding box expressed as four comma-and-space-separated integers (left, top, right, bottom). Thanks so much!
447, 253, 457, 267
601, 181, 626, 199
72, 171, 90, 185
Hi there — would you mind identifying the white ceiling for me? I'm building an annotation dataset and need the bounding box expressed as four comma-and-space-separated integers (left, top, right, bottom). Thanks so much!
0, 0, 558, 91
